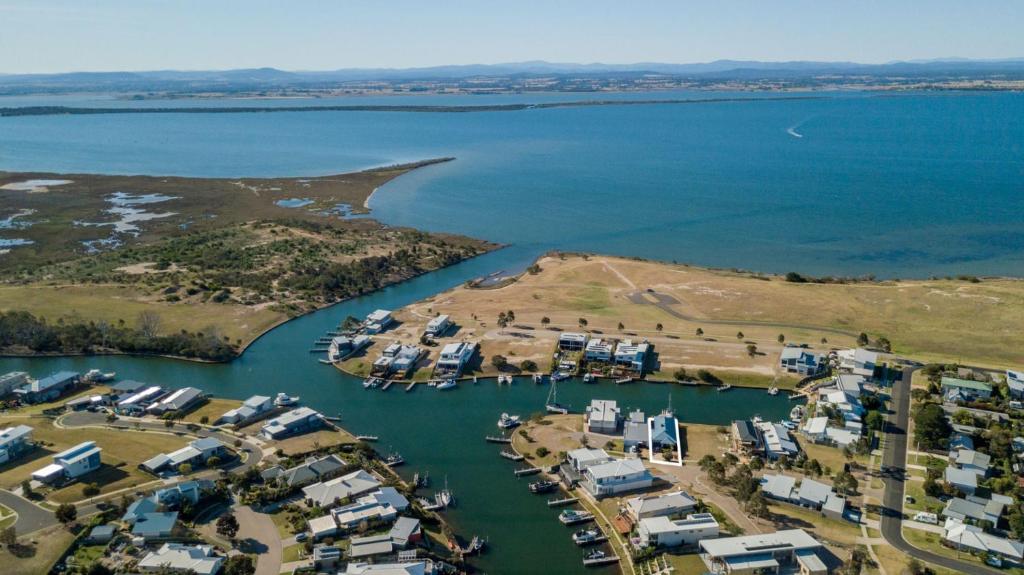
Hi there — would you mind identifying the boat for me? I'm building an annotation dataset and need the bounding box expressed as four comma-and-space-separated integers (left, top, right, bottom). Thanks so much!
435, 476, 454, 508
559, 509, 594, 525
790, 405, 805, 421
584, 549, 607, 561
551, 371, 570, 382
717, 383, 733, 392
582, 373, 594, 383
84, 369, 115, 383
614, 376, 632, 384
355, 435, 378, 442
362, 376, 383, 389
497, 374, 513, 385
383, 451, 405, 467
768, 386, 779, 395
529, 480, 558, 494
573, 528, 602, 545
274, 393, 300, 407
468, 536, 486, 554
545, 379, 569, 415
413, 471, 429, 488
532, 373, 545, 384
497, 412, 521, 429
436, 379, 457, 391
500, 449, 524, 461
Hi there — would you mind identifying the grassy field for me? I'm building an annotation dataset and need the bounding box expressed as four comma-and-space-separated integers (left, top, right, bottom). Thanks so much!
383, 254, 1024, 375
1, 524, 76, 575
511, 415, 585, 467
680, 423, 729, 461
273, 428, 356, 457
769, 502, 862, 546
0, 415, 188, 500
180, 398, 243, 425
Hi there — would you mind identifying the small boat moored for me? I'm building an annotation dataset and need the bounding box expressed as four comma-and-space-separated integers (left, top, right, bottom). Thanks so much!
274, 393, 300, 407
581, 373, 595, 383
529, 480, 558, 494
717, 383, 733, 392
497, 412, 522, 429
573, 528, 603, 545
383, 451, 405, 467
559, 509, 594, 525
436, 379, 457, 391
84, 369, 116, 383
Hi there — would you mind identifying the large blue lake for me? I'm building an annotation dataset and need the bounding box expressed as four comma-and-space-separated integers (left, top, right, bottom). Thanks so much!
2, 90, 1023, 277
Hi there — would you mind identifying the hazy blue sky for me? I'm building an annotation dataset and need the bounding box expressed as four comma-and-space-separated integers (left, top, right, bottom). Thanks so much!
1, 0, 1022, 73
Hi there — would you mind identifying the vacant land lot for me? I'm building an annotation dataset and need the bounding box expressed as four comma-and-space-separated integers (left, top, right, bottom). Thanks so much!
180, 398, 243, 425
0, 415, 189, 501
2, 524, 76, 575
383, 254, 1023, 375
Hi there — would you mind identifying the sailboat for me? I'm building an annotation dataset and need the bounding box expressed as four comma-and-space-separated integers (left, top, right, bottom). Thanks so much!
546, 378, 569, 414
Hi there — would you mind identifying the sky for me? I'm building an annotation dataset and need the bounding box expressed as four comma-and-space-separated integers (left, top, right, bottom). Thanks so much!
1, 0, 1022, 74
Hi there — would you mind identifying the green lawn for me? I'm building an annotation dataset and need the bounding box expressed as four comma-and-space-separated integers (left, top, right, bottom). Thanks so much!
282, 543, 305, 563
664, 553, 707, 572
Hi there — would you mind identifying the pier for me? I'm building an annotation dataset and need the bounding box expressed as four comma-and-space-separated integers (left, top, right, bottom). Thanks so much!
485, 436, 512, 444
499, 449, 525, 461
583, 555, 620, 567
405, 382, 416, 392
381, 379, 394, 391
355, 435, 378, 442
547, 496, 578, 507
513, 466, 542, 476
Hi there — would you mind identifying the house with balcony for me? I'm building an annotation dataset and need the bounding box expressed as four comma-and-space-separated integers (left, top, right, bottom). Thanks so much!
779, 348, 826, 376
614, 340, 652, 373
581, 457, 653, 498
425, 314, 452, 337
435, 341, 476, 376
14, 371, 79, 404
638, 513, 719, 548
699, 529, 829, 575
584, 339, 614, 362
558, 332, 588, 352
586, 399, 621, 434
261, 407, 325, 440
32, 441, 102, 484
941, 377, 993, 403
216, 395, 273, 425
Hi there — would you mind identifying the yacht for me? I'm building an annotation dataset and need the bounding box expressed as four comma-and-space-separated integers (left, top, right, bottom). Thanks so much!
497, 412, 521, 429
84, 369, 115, 383
274, 393, 300, 407
436, 379, 457, 391
558, 509, 594, 525
573, 528, 602, 545
529, 480, 558, 494
383, 451, 405, 467
545, 379, 569, 414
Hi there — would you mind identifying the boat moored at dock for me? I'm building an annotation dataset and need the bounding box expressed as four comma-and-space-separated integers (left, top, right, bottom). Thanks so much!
529, 480, 558, 493
558, 509, 594, 525
497, 412, 521, 429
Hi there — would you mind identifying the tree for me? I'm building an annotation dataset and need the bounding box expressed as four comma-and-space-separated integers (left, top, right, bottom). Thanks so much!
617, 322, 624, 331
506, 310, 515, 324
656, 323, 663, 333
82, 483, 100, 497
496, 312, 508, 332
777, 333, 785, 344
746, 343, 758, 357
536, 446, 550, 457
736, 331, 744, 340
0, 525, 15, 547
857, 332, 869, 347
695, 328, 704, 337
875, 336, 892, 353
673, 368, 689, 381
834, 470, 859, 495
541, 317, 550, 327
519, 359, 538, 372
217, 511, 240, 539
137, 310, 162, 338
865, 410, 885, 431
200, 415, 210, 425
578, 317, 588, 329
913, 403, 952, 450
491, 355, 508, 370
224, 554, 256, 575
20, 480, 32, 499
178, 463, 193, 475
86, 564, 114, 575
55, 503, 77, 526
820, 337, 828, 345
697, 454, 717, 472
745, 491, 771, 519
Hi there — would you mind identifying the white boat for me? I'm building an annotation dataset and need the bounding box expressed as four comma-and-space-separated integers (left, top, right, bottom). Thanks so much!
551, 371, 570, 382
545, 379, 569, 414
559, 509, 594, 525
582, 373, 594, 383
84, 369, 115, 383
497, 412, 522, 429
573, 528, 602, 545
384, 451, 405, 467
615, 376, 633, 384
790, 405, 805, 421
436, 379, 457, 391
497, 375, 514, 385
717, 383, 733, 392
768, 386, 779, 395
362, 376, 383, 389
274, 393, 300, 407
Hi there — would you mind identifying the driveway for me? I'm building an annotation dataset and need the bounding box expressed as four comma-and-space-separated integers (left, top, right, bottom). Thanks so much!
234, 505, 283, 575
0, 489, 56, 534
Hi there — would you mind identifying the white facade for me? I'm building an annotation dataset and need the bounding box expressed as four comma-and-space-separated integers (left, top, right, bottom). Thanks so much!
582, 458, 653, 497
425, 315, 451, 336
584, 339, 613, 362
435, 341, 476, 375
639, 513, 719, 548
586, 399, 621, 434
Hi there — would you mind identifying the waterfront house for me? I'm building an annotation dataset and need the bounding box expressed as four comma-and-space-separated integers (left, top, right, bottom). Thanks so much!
265, 454, 347, 488
584, 338, 614, 362
329, 335, 370, 362
567, 447, 614, 472
614, 340, 652, 373
147, 387, 206, 416
261, 406, 325, 440
0, 425, 33, 464
110, 379, 149, 396
699, 529, 829, 575
801, 417, 829, 443
389, 517, 422, 547
131, 511, 179, 540
65, 393, 110, 411
626, 491, 698, 521
945, 466, 978, 495
14, 370, 79, 403
756, 421, 800, 460
331, 488, 408, 530
1009, 370, 1024, 400
623, 410, 648, 451
944, 518, 1024, 562
731, 420, 762, 454
216, 394, 273, 425
0, 371, 30, 397
581, 457, 653, 498
558, 332, 589, 352
31, 441, 101, 484
349, 534, 395, 559
425, 314, 452, 337
345, 562, 427, 575
941, 376, 993, 403
779, 348, 826, 376
435, 341, 476, 376
141, 437, 226, 474
374, 344, 423, 377
116, 385, 166, 414
138, 543, 223, 575
649, 413, 679, 447
302, 469, 381, 507
760, 474, 797, 502
364, 309, 394, 334
838, 348, 878, 378
954, 449, 992, 477
942, 496, 1004, 525
586, 399, 622, 434
639, 513, 719, 548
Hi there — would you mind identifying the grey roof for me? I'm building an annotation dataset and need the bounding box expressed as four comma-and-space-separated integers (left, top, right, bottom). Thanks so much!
946, 466, 978, 488
760, 474, 796, 500
137, 543, 222, 575
389, 517, 420, 546
956, 449, 992, 470
111, 379, 149, 393
190, 437, 224, 452
24, 371, 78, 392
699, 529, 822, 558
796, 479, 832, 505
0, 425, 33, 448
626, 491, 697, 517
350, 534, 394, 557
823, 493, 846, 515
944, 497, 1003, 522
585, 457, 648, 480
123, 497, 160, 522
733, 420, 758, 444
151, 387, 204, 411
131, 512, 178, 536
302, 469, 380, 506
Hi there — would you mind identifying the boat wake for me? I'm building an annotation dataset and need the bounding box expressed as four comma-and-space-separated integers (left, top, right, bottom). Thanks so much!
786, 126, 804, 138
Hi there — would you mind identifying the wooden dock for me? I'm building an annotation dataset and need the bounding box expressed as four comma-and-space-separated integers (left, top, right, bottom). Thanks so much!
485, 436, 512, 444
583, 555, 620, 567
547, 497, 578, 507
514, 467, 542, 476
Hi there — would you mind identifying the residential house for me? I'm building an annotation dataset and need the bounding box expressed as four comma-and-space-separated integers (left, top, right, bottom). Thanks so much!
216, 395, 273, 425
364, 309, 394, 334
954, 449, 992, 477
131, 511, 179, 540
141, 437, 226, 474
435, 341, 476, 375
731, 420, 762, 453
796, 479, 832, 509
944, 518, 1024, 563
345, 562, 427, 575
567, 448, 614, 472
264, 454, 347, 488
0, 425, 33, 464
374, 344, 422, 377
699, 529, 828, 575
638, 513, 720, 548
838, 348, 878, 377
626, 491, 698, 522
85, 524, 117, 545
313, 546, 343, 571
614, 340, 652, 373
14, 370, 79, 403
302, 469, 381, 507
942, 497, 1004, 526
390, 517, 422, 547
945, 466, 979, 495
949, 432, 975, 454
308, 514, 339, 540
0, 372, 30, 397
581, 457, 653, 498
31, 441, 101, 484
122, 497, 160, 524
332, 489, 405, 530
941, 377, 993, 403
760, 475, 797, 502
800, 417, 829, 443
1008, 370, 1024, 400
824, 426, 861, 449
779, 348, 826, 376
584, 339, 614, 362
350, 534, 395, 559
425, 314, 452, 337
328, 335, 370, 362
147, 387, 205, 416
138, 543, 223, 575
756, 421, 800, 460
116, 386, 166, 414
110, 379, 149, 397
152, 480, 215, 509
558, 332, 588, 352
623, 410, 648, 451
261, 407, 325, 440
65, 393, 109, 411
650, 413, 679, 448
586, 399, 621, 434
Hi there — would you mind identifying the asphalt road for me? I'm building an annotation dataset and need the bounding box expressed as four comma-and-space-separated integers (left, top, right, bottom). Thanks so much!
879, 366, 1000, 575
0, 489, 57, 533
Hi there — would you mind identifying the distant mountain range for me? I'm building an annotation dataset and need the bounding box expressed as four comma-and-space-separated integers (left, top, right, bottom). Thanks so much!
2, 58, 1024, 94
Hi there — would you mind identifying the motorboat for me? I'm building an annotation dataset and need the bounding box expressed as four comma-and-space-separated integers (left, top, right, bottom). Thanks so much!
551, 371, 570, 382
768, 386, 779, 395
84, 369, 115, 383
532, 373, 545, 384
274, 393, 300, 407
529, 480, 558, 494
717, 383, 733, 392
558, 509, 594, 525
497, 374, 514, 385
497, 412, 522, 429
790, 405, 805, 421
582, 373, 594, 383
436, 379, 457, 390
573, 528, 602, 545
584, 549, 607, 561
384, 451, 405, 467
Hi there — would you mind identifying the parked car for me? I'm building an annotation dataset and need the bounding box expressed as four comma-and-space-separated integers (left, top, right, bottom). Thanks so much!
295, 533, 309, 542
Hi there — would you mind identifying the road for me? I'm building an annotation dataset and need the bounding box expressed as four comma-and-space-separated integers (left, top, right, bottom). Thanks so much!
0, 489, 57, 533
878, 366, 999, 575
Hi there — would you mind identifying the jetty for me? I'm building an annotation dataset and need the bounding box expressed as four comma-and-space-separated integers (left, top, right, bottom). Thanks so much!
514, 466, 542, 476
547, 496, 578, 507
355, 435, 378, 442
381, 379, 394, 391
485, 436, 512, 444
405, 382, 416, 392
583, 555, 620, 567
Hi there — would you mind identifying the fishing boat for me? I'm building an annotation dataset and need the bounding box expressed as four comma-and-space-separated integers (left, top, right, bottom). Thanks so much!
545, 379, 569, 414
529, 480, 558, 494
582, 373, 595, 383
497, 412, 521, 429
717, 383, 733, 392
436, 379, 457, 391
558, 509, 594, 525
274, 393, 300, 407
573, 528, 602, 545
383, 451, 405, 467
84, 369, 115, 383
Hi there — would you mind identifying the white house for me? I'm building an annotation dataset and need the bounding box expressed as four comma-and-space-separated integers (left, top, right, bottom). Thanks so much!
1008, 370, 1024, 399
639, 513, 719, 548
584, 339, 614, 362
567, 447, 614, 472
582, 457, 653, 498
364, 309, 394, 334
425, 315, 451, 337
586, 399, 621, 434
138, 543, 223, 575
0, 425, 33, 464
558, 332, 588, 352
302, 469, 381, 507
0, 372, 30, 397
699, 529, 828, 575
435, 341, 476, 375
216, 395, 273, 425
944, 518, 1024, 562
801, 417, 829, 442
261, 407, 325, 440
32, 441, 101, 483
141, 437, 225, 474
756, 421, 799, 460
760, 474, 797, 502
779, 348, 826, 376
838, 348, 878, 377
614, 340, 651, 372
626, 491, 698, 521
116, 385, 165, 413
